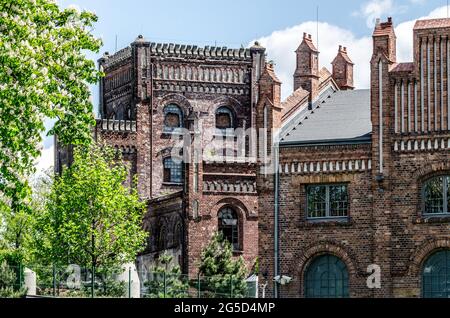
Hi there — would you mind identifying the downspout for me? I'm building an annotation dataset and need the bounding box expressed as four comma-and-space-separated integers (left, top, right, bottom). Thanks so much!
273, 141, 280, 298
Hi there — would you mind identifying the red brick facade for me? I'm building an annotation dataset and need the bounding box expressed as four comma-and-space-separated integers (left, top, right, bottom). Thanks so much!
55, 17, 450, 297
258, 18, 450, 298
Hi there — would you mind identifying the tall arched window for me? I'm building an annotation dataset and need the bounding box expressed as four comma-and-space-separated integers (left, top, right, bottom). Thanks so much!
422, 250, 450, 298
173, 223, 183, 247
423, 176, 449, 215
305, 254, 349, 298
218, 207, 239, 251
163, 157, 183, 184
164, 104, 183, 132
215, 106, 234, 132
158, 226, 167, 250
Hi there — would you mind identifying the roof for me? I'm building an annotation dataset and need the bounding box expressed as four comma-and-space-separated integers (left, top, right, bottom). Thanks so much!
261, 64, 282, 84
414, 18, 450, 30
373, 18, 395, 37
391, 62, 414, 73
281, 87, 309, 118
280, 89, 372, 146
281, 67, 335, 121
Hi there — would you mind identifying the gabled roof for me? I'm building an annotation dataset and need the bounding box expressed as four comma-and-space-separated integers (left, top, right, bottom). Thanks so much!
332, 50, 354, 65
281, 87, 309, 119
281, 67, 337, 122
280, 89, 372, 146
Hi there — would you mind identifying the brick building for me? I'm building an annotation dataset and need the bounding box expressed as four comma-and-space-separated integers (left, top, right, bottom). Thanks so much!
55, 16, 450, 298
258, 18, 450, 298
55, 36, 269, 277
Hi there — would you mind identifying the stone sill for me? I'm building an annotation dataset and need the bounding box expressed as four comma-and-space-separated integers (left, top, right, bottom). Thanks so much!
162, 182, 183, 187
413, 215, 450, 225
232, 250, 244, 256
298, 218, 353, 228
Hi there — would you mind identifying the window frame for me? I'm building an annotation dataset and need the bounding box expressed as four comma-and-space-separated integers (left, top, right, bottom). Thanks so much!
215, 106, 235, 135
422, 175, 449, 216
218, 206, 240, 252
163, 104, 183, 133
306, 183, 350, 220
163, 157, 184, 185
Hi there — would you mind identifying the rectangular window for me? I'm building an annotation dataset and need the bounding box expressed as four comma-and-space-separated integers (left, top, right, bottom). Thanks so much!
163, 158, 183, 184
307, 184, 349, 219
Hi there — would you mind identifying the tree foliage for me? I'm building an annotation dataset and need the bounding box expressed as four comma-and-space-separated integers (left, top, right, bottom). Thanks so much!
199, 232, 248, 298
0, 0, 102, 209
145, 253, 189, 298
0, 260, 26, 298
33, 143, 148, 270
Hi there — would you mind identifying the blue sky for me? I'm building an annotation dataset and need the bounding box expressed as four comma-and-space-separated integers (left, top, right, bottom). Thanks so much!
37, 0, 450, 172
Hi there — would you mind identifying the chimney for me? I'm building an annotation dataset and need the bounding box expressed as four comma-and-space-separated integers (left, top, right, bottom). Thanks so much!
293, 32, 320, 103
332, 45, 354, 90
372, 17, 397, 63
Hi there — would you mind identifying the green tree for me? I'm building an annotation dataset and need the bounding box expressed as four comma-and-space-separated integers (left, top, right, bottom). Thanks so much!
145, 253, 189, 298
34, 143, 148, 272
0, 0, 102, 210
0, 261, 26, 298
199, 232, 248, 298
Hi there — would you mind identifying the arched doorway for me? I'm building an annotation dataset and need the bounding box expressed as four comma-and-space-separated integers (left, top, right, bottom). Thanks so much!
304, 254, 349, 298
422, 250, 450, 298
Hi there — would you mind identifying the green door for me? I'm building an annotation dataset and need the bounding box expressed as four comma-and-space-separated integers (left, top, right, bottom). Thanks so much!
305, 254, 349, 298
422, 250, 450, 298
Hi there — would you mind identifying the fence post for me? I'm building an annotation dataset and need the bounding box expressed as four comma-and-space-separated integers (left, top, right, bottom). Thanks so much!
163, 272, 167, 298
52, 264, 56, 297
19, 263, 22, 290
128, 267, 131, 299
91, 265, 95, 298
197, 273, 201, 298
230, 275, 233, 298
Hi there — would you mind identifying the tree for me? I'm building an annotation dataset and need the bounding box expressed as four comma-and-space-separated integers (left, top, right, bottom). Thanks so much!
34, 143, 148, 272
0, 0, 102, 210
0, 261, 26, 298
199, 232, 248, 298
144, 253, 189, 298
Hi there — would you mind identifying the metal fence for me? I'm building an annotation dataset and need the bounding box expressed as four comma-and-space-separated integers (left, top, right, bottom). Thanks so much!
1, 264, 258, 299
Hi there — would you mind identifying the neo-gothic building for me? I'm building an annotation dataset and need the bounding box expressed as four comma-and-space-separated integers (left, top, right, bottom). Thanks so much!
258, 18, 450, 298
55, 16, 450, 298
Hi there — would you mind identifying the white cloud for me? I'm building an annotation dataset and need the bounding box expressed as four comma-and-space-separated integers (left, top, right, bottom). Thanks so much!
250, 5, 449, 99
354, 0, 396, 28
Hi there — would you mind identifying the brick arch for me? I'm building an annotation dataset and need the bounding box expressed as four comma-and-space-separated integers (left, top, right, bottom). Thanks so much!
209, 96, 243, 117
156, 93, 192, 115
210, 197, 251, 220
408, 238, 450, 277
289, 241, 361, 297
411, 161, 450, 183
292, 241, 359, 277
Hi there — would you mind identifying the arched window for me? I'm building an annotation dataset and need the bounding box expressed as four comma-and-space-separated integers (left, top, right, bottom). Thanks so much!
305, 254, 349, 298
422, 250, 450, 298
423, 176, 449, 215
163, 157, 183, 184
173, 223, 183, 247
215, 106, 234, 132
218, 207, 239, 251
164, 104, 183, 132
158, 226, 167, 251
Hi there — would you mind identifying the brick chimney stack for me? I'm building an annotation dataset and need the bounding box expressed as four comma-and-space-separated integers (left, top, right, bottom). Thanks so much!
332, 45, 355, 90
372, 17, 397, 63
293, 32, 320, 102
